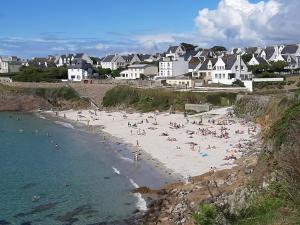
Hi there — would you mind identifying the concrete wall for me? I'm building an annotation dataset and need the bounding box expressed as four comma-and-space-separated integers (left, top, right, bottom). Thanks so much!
253, 78, 284, 82
185, 104, 211, 112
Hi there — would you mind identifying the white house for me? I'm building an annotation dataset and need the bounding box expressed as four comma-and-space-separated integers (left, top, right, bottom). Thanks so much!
100, 55, 127, 70
248, 55, 269, 66
165, 45, 186, 60
119, 64, 158, 80
56, 54, 74, 67
158, 56, 189, 78
68, 59, 93, 82
211, 55, 252, 85
0, 56, 22, 73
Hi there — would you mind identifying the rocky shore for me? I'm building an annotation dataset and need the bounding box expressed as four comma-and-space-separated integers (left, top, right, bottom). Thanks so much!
135, 139, 262, 225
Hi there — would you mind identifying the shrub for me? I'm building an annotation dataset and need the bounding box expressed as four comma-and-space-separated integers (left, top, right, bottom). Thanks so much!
193, 204, 218, 225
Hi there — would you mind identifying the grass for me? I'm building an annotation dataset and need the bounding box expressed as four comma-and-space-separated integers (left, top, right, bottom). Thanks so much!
102, 86, 237, 112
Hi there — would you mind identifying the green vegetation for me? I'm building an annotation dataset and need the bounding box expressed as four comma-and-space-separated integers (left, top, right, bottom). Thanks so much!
193, 204, 218, 225
23, 86, 82, 102
232, 79, 245, 87
180, 42, 198, 51
211, 46, 227, 52
7, 66, 68, 82
249, 60, 288, 77
242, 53, 252, 63
95, 67, 112, 79
233, 182, 300, 225
102, 86, 237, 112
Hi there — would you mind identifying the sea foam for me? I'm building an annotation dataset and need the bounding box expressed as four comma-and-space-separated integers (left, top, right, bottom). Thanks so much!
130, 179, 147, 211
54, 121, 74, 129
112, 166, 121, 175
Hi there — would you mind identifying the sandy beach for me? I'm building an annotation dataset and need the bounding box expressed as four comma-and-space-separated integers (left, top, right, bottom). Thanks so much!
49, 107, 259, 178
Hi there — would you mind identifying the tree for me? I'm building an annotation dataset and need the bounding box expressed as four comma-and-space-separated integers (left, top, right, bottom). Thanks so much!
242, 53, 252, 63
270, 61, 288, 73
211, 46, 227, 52
248, 64, 270, 75
111, 68, 122, 78
180, 42, 198, 52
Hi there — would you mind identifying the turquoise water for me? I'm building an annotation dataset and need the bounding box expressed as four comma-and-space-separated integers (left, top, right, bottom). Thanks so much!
0, 112, 169, 225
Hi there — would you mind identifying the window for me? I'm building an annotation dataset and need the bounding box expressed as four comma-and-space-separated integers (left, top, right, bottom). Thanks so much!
219, 74, 221, 79
215, 74, 217, 78
223, 74, 225, 78
235, 65, 238, 70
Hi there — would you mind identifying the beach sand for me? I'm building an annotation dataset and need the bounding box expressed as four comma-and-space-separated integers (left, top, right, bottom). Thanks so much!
49, 107, 259, 178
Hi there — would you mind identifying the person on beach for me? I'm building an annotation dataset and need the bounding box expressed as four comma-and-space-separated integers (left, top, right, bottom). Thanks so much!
136, 140, 139, 146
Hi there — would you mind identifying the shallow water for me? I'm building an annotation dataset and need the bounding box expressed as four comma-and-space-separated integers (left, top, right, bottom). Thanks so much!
0, 112, 170, 225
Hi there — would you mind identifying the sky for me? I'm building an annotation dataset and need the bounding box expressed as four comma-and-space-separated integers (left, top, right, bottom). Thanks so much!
0, 0, 299, 58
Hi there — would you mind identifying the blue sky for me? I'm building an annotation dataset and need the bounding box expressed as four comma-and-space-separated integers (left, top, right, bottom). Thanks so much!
0, 0, 298, 58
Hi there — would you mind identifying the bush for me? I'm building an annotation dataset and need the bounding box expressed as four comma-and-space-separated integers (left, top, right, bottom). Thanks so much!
102, 86, 237, 112
193, 204, 218, 225
232, 79, 245, 87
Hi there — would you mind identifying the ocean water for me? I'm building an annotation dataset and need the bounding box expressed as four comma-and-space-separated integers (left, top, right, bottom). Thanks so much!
0, 112, 170, 225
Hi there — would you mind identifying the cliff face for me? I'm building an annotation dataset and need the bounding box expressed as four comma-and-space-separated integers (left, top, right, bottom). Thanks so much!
0, 84, 90, 111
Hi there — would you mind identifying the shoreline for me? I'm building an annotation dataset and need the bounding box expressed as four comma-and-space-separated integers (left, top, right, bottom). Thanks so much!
38, 110, 181, 186
43, 107, 260, 179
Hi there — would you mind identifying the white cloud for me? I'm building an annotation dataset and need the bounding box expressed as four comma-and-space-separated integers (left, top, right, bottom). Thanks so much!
95, 43, 109, 50
133, 33, 196, 52
195, 0, 300, 47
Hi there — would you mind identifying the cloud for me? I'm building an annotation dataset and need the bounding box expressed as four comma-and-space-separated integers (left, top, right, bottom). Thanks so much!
95, 43, 109, 50
195, 0, 300, 48
133, 33, 195, 51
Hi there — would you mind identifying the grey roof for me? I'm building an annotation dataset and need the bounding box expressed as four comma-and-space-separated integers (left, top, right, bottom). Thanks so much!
254, 56, 269, 65
182, 50, 198, 61
222, 55, 237, 70
199, 58, 217, 70
188, 57, 202, 70
69, 59, 92, 70
74, 53, 84, 58
281, 44, 299, 54
138, 54, 152, 61
245, 47, 258, 55
265, 46, 275, 60
282, 55, 297, 64
166, 46, 179, 54
199, 49, 216, 58
102, 55, 115, 62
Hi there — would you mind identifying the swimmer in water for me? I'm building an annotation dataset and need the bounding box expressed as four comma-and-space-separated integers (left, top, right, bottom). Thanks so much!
55, 144, 59, 149
19, 129, 23, 133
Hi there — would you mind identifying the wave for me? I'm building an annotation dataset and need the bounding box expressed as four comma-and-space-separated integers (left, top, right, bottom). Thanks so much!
119, 155, 134, 163
38, 115, 46, 120
130, 179, 147, 211
54, 121, 74, 129
112, 166, 120, 175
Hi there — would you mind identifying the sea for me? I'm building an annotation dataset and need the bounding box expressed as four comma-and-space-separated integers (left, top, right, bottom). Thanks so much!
0, 112, 172, 225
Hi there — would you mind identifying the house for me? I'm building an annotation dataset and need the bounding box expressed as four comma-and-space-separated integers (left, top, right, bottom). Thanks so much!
195, 58, 218, 84
166, 76, 195, 88
100, 55, 127, 70
68, 59, 93, 82
194, 49, 216, 58
119, 64, 158, 80
165, 45, 186, 60
248, 55, 269, 66
211, 55, 252, 85
0, 56, 23, 73
158, 56, 189, 78
138, 54, 156, 63
56, 54, 75, 67
260, 45, 285, 62
281, 44, 300, 69
74, 53, 93, 65
28, 57, 56, 68
282, 55, 299, 70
